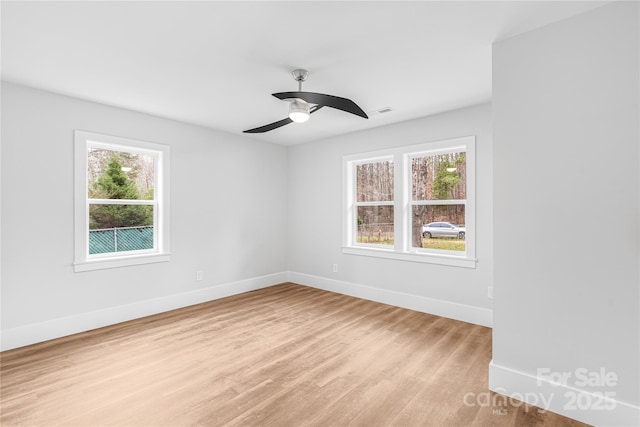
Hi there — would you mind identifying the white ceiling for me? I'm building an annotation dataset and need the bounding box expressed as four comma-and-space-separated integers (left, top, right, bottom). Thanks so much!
1, 1, 608, 146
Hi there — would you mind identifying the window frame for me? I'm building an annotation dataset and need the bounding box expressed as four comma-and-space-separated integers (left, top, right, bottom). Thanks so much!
74, 130, 171, 272
343, 136, 476, 268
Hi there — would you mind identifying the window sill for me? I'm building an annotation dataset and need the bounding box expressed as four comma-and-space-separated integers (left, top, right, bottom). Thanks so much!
342, 246, 477, 268
74, 253, 171, 272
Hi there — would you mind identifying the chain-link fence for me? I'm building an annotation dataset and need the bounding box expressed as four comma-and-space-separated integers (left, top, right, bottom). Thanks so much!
89, 226, 153, 254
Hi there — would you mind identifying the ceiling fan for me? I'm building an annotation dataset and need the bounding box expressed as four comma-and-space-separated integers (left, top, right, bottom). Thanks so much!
243, 69, 368, 133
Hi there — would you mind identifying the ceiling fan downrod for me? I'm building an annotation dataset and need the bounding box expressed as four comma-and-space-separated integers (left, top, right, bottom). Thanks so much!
291, 69, 309, 92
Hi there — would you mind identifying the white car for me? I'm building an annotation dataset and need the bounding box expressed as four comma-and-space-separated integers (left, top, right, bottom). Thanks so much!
422, 222, 465, 239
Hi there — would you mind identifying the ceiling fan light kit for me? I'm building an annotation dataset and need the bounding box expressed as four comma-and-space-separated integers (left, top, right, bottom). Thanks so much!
288, 99, 310, 123
243, 68, 368, 133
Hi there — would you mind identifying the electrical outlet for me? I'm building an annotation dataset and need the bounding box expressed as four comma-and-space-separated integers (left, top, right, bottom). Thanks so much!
488, 286, 494, 299
332, 264, 338, 273
196, 270, 203, 281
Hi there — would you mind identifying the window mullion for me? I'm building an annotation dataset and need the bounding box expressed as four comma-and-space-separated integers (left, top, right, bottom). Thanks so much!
411, 199, 467, 206
354, 201, 394, 207
350, 161, 356, 246
88, 199, 155, 205
394, 153, 406, 252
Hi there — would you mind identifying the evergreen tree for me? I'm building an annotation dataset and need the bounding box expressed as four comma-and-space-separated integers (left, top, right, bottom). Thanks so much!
432, 158, 460, 200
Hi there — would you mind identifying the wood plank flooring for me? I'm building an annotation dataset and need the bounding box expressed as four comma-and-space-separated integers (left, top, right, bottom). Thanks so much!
0, 283, 588, 426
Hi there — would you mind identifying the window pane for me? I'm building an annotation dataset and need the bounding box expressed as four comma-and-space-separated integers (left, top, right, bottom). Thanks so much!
412, 205, 465, 251
357, 205, 394, 245
356, 161, 394, 202
412, 152, 466, 201
89, 204, 154, 254
89, 226, 154, 254
88, 148, 155, 200
89, 204, 153, 229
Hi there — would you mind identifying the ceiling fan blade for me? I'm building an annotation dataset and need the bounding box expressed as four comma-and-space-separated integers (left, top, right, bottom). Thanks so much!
243, 117, 292, 134
272, 91, 368, 119
243, 105, 324, 133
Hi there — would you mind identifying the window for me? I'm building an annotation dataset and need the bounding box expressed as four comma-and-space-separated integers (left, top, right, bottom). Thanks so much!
74, 131, 170, 272
343, 136, 475, 268
355, 158, 394, 246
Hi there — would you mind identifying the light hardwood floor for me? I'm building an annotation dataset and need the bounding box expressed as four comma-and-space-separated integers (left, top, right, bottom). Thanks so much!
1, 283, 588, 426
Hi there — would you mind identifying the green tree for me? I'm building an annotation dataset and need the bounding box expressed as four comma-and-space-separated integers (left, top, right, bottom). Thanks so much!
89, 156, 153, 229
432, 158, 460, 200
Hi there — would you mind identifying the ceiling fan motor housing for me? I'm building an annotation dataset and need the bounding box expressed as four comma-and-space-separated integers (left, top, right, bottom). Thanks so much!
292, 69, 309, 83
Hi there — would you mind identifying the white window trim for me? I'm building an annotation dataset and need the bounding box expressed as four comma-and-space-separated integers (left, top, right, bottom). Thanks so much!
74, 130, 171, 272
343, 135, 476, 268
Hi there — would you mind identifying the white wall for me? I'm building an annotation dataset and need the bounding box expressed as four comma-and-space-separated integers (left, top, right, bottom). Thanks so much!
288, 103, 493, 326
491, 2, 639, 425
0, 82, 289, 349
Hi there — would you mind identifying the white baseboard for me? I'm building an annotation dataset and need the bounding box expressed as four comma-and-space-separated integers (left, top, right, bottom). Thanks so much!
489, 361, 640, 427
0, 272, 288, 351
288, 271, 492, 328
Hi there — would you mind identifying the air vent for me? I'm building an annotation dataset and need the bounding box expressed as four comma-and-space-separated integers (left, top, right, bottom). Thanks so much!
368, 107, 393, 116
